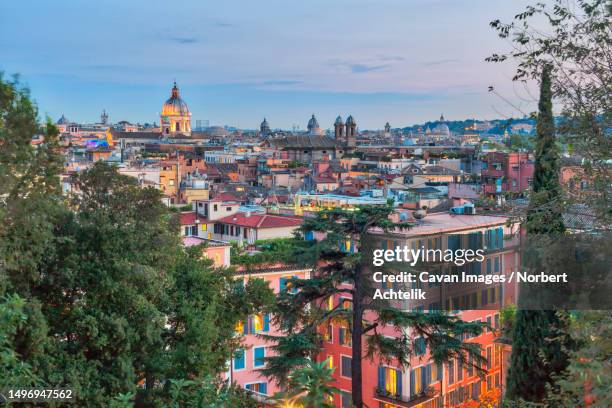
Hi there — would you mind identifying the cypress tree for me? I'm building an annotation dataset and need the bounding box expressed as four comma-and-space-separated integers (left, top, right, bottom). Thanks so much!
526, 64, 565, 234
506, 64, 569, 403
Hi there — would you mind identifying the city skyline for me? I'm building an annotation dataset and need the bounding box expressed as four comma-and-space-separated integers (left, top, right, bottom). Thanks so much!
1, 0, 536, 129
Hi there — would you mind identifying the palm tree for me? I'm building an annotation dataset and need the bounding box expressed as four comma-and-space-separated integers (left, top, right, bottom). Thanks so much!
273, 359, 340, 408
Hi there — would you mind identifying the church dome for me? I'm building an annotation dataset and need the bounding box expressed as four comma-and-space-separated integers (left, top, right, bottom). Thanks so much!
57, 114, 69, 125
162, 82, 190, 116
335, 115, 343, 125
261, 118, 269, 127
307, 114, 320, 130
345, 115, 356, 125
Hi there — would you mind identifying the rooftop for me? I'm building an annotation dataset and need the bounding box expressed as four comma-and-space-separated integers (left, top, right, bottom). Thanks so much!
182, 236, 230, 247
383, 212, 507, 237
217, 213, 303, 229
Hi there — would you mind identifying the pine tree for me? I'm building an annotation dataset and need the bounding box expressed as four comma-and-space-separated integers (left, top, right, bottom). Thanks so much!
506, 65, 570, 403
264, 204, 487, 408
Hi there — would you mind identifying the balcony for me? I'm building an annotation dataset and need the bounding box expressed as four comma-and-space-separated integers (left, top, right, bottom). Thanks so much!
374, 386, 436, 407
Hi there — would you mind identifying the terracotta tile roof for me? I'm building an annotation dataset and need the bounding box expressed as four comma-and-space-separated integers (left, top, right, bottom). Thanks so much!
214, 192, 242, 202
179, 211, 208, 225
217, 213, 303, 229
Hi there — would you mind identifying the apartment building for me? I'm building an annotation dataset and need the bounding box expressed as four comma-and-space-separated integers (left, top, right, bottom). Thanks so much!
324, 212, 520, 408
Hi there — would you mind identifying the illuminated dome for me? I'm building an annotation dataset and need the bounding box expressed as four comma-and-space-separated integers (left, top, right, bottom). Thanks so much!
162, 82, 190, 116
160, 81, 192, 136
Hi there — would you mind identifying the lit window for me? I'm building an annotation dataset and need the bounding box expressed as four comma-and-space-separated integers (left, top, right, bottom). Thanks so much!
386, 367, 398, 394
253, 314, 264, 332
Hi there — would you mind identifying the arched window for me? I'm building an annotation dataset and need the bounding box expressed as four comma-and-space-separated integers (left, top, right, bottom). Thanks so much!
176, 122, 180, 131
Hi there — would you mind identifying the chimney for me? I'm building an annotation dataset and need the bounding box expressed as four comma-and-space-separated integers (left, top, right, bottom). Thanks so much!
246, 211, 251, 218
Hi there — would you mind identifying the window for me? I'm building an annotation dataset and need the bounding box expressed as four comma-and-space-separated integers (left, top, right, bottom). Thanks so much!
486, 346, 492, 369
448, 359, 455, 385
341, 356, 352, 378
280, 276, 298, 293
245, 382, 267, 395
378, 366, 402, 396
327, 356, 333, 370
410, 366, 423, 395
214, 204, 218, 211
467, 354, 474, 376
414, 337, 426, 356
226, 206, 232, 211
233, 349, 245, 370
323, 324, 333, 342
339, 327, 352, 346
251, 314, 269, 333
494, 344, 502, 367
253, 347, 265, 367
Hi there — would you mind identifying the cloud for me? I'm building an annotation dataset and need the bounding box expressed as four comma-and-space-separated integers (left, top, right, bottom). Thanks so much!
169, 37, 199, 44
421, 58, 459, 67
327, 60, 390, 74
261, 80, 302, 86
349, 64, 390, 73
378, 55, 405, 62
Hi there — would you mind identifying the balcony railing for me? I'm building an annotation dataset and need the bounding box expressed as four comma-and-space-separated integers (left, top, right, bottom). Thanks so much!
374, 386, 435, 406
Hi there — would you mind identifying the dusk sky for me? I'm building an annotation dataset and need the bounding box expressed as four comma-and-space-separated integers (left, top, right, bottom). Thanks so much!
1, 0, 537, 129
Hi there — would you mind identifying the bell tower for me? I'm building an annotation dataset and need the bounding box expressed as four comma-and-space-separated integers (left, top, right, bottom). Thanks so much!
334, 116, 344, 139
345, 115, 356, 148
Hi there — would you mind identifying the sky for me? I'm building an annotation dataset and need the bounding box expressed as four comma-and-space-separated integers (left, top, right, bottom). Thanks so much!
0, 0, 538, 130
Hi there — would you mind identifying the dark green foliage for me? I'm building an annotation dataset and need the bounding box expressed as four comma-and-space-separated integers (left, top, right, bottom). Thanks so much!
545, 311, 612, 407
273, 360, 340, 408
265, 204, 486, 408
0, 76, 273, 407
488, 0, 610, 226
507, 67, 571, 404
506, 310, 568, 402
231, 237, 316, 270
526, 65, 565, 234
